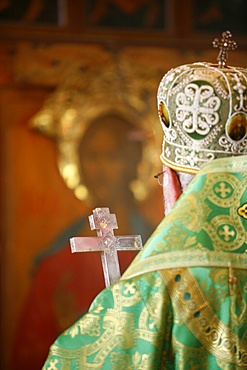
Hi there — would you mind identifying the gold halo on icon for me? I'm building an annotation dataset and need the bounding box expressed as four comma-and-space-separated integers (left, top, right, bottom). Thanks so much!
30, 59, 162, 203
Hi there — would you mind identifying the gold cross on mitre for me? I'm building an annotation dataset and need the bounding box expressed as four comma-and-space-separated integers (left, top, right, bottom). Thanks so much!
70, 207, 143, 287
212, 30, 238, 67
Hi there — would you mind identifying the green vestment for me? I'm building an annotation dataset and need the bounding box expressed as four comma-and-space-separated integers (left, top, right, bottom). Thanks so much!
43, 155, 247, 369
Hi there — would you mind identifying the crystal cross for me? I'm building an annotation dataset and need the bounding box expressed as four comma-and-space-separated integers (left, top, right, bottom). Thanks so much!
212, 30, 237, 68
70, 207, 143, 287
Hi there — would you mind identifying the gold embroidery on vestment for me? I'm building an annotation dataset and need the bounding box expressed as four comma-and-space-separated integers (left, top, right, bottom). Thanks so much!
160, 268, 247, 367
173, 335, 209, 369
238, 203, 247, 219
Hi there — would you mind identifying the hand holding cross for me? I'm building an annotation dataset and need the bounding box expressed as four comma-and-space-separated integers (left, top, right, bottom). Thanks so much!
70, 207, 143, 287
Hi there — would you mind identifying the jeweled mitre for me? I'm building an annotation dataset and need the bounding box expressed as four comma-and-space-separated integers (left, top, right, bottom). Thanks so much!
157, 52, 247, 173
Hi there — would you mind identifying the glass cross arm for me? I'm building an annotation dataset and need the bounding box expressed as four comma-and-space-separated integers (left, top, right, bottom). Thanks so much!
70, 237, 103, 253
115, 235, 143, 250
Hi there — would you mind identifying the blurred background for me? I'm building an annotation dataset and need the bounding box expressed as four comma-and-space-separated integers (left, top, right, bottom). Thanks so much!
1, 1, 247, 369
